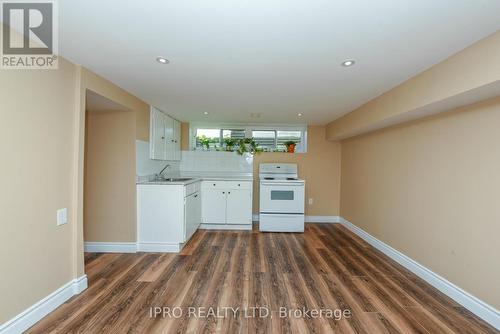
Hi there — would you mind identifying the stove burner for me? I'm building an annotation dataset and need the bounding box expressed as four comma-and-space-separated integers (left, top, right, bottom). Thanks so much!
264, 177, 275, 180
287, 177, 298, 180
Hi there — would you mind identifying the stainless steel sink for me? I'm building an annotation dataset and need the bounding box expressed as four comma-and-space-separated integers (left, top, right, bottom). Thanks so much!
152, 177, 193, 182
164, 178, 192, 182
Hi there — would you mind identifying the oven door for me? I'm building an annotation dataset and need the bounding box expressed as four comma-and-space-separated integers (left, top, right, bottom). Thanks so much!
259, 182, 305, 214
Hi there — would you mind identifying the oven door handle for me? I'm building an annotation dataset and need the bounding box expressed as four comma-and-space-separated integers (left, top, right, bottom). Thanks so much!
260, 182, 304, 186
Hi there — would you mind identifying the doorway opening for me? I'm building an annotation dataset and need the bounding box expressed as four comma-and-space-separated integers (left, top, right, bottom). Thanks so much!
83, 90, 137, 280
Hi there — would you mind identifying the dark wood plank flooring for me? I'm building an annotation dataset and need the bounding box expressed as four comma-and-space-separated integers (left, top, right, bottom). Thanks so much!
27, 224, 497, 333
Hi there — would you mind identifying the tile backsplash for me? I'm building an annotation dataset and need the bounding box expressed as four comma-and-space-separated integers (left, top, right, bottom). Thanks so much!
136, 141, 253, 180
136, 140, 180, 177
180, 151, 253, 174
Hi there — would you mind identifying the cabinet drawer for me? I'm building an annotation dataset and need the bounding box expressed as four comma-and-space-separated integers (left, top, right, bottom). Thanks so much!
226, 181, 252, 190
185, 181, 201, 196
201, 181, 227, 189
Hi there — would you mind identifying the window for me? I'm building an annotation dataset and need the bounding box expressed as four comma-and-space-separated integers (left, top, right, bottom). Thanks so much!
192, 124, 307, 153
252, 130, 276, 151
277, 130, 302, 152
222, 129, 246, 141
195, 128, 222, 149
251, 130, 303, 152
195, 128, 245, 149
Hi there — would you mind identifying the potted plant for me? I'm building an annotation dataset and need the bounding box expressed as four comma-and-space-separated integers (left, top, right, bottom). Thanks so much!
196, 135, 211, 150
284, 140, 297, 153
224, 137, 238, 152
237, 138, 262, 156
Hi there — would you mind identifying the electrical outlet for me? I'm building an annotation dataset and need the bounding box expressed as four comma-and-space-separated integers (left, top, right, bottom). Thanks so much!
308, 198, 314, 205
57, 208, 67, 226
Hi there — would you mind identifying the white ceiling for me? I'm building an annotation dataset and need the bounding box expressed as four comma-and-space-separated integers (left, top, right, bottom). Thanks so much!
59, 0, 500, 125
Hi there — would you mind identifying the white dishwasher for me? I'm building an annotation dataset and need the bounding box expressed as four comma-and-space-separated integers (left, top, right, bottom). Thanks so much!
184, 190, 201, 242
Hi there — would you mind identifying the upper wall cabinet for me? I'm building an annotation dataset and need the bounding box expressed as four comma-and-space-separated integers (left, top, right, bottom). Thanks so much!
150, 107, 181, 161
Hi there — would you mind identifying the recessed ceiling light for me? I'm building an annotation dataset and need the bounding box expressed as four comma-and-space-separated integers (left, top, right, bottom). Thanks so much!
297, 113, 303, 117
156, 56, 169, 64
203, 111, 209, 115
341, 59, 355, 67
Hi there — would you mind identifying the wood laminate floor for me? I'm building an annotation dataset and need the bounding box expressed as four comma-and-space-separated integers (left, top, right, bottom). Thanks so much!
27, 224, 497, 334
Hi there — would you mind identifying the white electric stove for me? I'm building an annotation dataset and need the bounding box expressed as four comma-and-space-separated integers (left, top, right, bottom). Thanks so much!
259, 163, 305, 232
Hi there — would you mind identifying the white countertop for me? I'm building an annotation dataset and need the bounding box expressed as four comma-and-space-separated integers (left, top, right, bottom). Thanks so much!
137, 172, 253, 185
191, 176, 253, 181
180, 171, 253, 181
137, 178, 202, 186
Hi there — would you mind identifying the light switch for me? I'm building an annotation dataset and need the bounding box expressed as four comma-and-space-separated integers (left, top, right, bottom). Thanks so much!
308, 198, 314, 205
57, 208, 68, 226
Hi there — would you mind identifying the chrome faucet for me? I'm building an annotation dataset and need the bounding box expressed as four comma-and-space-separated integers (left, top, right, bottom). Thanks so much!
155, 163, 171, 180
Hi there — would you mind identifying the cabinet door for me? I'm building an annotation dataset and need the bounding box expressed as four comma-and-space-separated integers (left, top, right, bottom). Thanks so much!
164, 115, 175, 160
226, 189, 252, 225
171, 119, 181, 161
150, 107, 167, 160
201, 189, 227, 224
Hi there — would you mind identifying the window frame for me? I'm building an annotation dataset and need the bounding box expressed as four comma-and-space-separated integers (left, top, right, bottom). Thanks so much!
190, 123, 308, 153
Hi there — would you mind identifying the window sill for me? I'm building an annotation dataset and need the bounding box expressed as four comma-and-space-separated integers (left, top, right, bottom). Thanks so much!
192, 148, 306, 154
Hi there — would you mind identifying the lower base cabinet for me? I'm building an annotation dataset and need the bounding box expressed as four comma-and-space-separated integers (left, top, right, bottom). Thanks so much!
201, 180, 253, 229
225, 189, 252, 225
200, 188, 227, 224
137, 179, 252, 252
137, 181, 201, 252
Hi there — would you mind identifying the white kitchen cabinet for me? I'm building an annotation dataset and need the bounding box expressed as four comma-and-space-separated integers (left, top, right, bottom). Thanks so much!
137, 181, 201, 252
165, 118, 181, 161
163, 113, 174, 159
149, 106, 181, 161
150, 107, 167, 160
201, 181, 252, 229
172, 119, 181, 160
226, 189, 252, 225
201, 188, 227, 224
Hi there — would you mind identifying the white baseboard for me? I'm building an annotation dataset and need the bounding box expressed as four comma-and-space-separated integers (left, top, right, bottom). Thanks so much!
200, 223, 253, 231
339, 217, 500, 330
0, 275, 88, 334
84, 242, 137, 253
84, 241, 185, 253
252, 214, 340, 223
136, 242, 181, 252
73, 275, 88, 294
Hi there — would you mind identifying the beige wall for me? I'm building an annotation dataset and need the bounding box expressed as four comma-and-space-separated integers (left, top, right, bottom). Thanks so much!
340, 97, 500, 309
326, 30, 500, 140
253, 126, 341, 215
181, 122, 190, 151
74, 69, 150, 277
0, 34, 151, 321
79, 68, 150, 141
0, 57, 79, 323
84, 110, 137, 242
